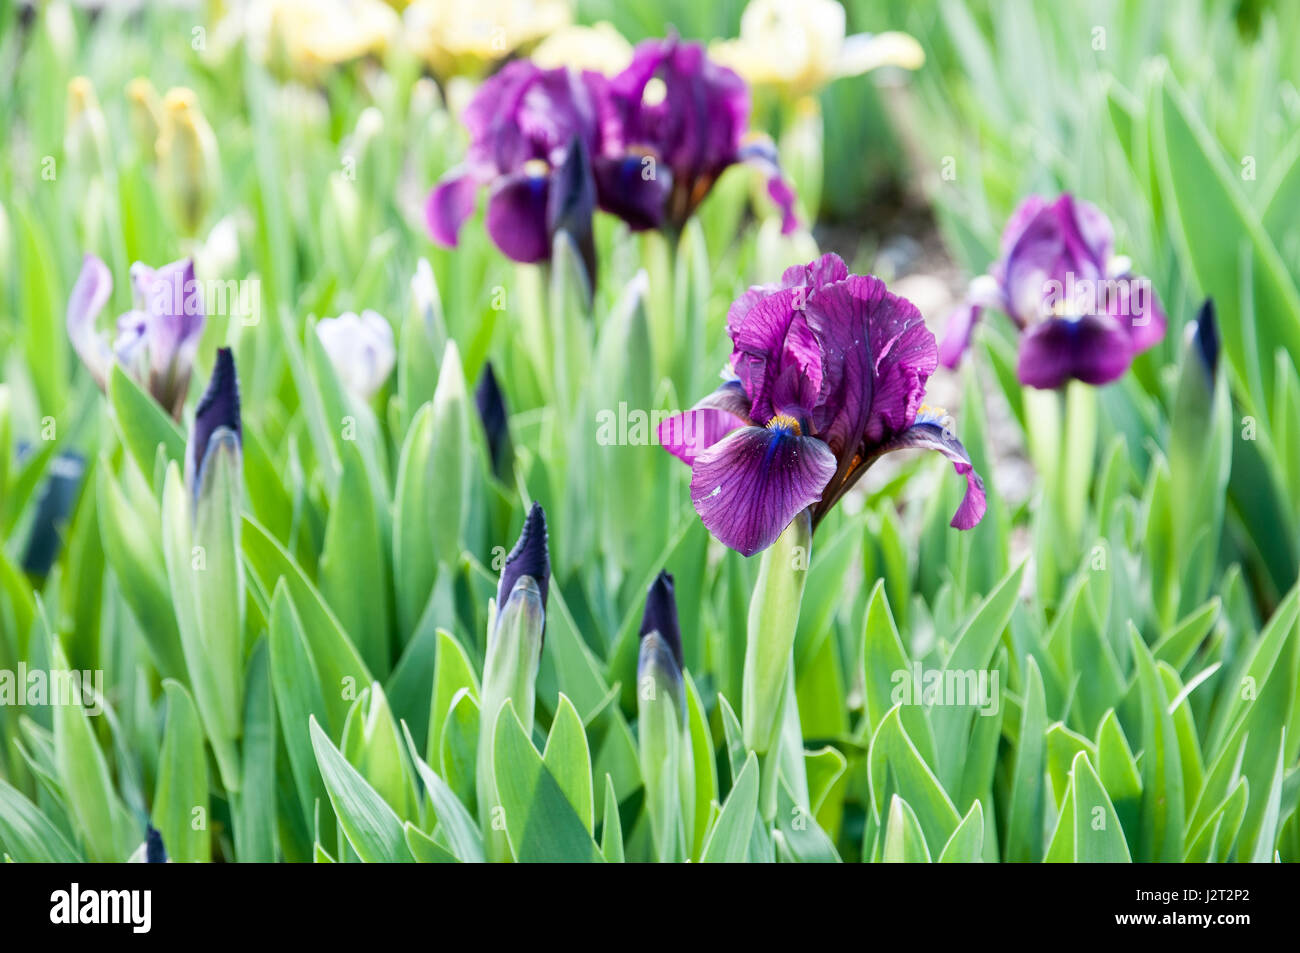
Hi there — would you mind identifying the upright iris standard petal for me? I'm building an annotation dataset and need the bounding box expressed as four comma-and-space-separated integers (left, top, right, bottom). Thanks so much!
662, 252, 985, 556
187, 347, 242, 497
139, 258, 205, 417
689, 423, 837, 557
805, 273, 934, 457
497, 502, 550, 617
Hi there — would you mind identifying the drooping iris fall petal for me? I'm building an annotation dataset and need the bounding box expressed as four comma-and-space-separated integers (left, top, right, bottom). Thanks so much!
689, 423, 837, 557
869, 410, 987, 530
1015, 314, 1135, 389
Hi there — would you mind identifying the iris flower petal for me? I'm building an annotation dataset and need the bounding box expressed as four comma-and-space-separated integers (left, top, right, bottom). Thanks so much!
485, 171, 552, 263
66, 254, 115, 388
426, 171, 480, 248
689, 424, 836, 557
1016, 314, 1134, 389
805, 274, 935, 457
658, 379, 751, 464
873, 416, 987, 529
593, 154, 671, 231
938, 302, 981, 369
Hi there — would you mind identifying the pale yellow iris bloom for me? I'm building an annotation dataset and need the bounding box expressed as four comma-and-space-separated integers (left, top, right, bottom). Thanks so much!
531, 21, 633, 75
209, 0, 399, 79
402, 0, 570, 77
709, 0, 924, 99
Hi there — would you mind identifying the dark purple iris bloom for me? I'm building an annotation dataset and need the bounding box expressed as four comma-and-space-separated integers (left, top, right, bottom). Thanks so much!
598, 37, 798, 235
939, 194, 1166, 389
659, 254, 985, 557
425, 60, 609, 275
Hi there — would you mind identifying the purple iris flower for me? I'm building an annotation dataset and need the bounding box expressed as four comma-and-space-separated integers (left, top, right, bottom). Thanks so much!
939, 194, 1166, 389
425, 60, 609, 276
66, 253, 205, 420
598, 36, 798, 235
658, 253, 985, 557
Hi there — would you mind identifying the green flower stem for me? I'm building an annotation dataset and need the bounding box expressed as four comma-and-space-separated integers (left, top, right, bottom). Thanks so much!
742, 510, 812, 819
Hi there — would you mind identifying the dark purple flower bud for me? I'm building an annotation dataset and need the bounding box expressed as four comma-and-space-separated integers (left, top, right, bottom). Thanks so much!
474, 361, 512, 479
186, 346, 241, 499
546, 135, 598, 284
939, 193, 1166, 389
659, 253, 985, 556
1191, 298, 1219, 384
20, 452, 84, 577
498, 502, 549, 615
145, 825, 168, 863
638, 570, 683, 671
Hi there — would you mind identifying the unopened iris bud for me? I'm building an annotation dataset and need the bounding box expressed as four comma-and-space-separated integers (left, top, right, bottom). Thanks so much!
1189, 298, 1219, 386
636, 569, 690, 861
126, 77, 163, 161
474, 362, 513, 480
174, 346, 244, 790
157, 88, 221, 236
186, 347, 243, 505
637, 570, 685, 711
20, 452, 84, 578
496, 501, 550, 619
145, 825, 168, 863
478, 502, 550, 860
